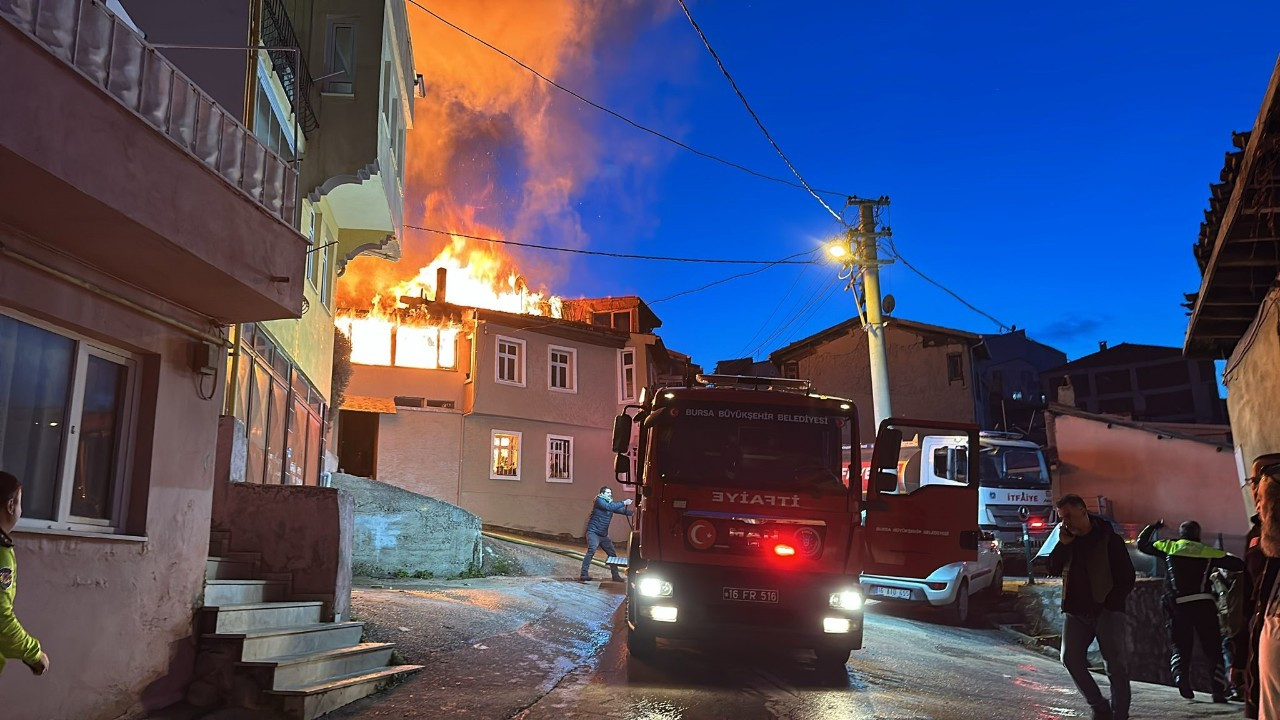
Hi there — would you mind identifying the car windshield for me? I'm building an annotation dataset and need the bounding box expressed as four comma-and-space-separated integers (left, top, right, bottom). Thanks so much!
979, 446, 1049, 488
648, 404, 846, 493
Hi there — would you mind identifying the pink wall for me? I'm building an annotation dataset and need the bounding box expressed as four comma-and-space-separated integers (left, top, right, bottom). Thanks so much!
0, 237, 222, 719
1049, 412, 1247, 553
211, 483, 354, 622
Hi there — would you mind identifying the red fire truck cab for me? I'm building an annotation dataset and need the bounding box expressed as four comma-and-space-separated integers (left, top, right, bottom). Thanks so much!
611, 374, 981, 669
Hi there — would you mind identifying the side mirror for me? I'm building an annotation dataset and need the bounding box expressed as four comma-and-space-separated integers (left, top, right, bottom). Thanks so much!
614, 453, 634, 484
872, 427, 902, 493
611, 414, 633, 454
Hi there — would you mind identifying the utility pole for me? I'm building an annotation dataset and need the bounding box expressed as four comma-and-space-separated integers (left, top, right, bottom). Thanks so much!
849, 197, 893, 428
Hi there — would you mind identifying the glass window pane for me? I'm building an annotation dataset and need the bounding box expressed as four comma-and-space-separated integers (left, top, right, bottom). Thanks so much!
233, 346, 251, 426
0, 315, 73, 520
71, 355, 128, 520
265, 379, 288, 484
304, 411, 321, 486
285, 395, 307, 485
247, 363, 270, 483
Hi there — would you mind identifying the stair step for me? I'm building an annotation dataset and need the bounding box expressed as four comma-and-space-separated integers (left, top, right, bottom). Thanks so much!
243, 643, 396, 690
204, 601, 324, 634
269, 665, 423, 720
206, 557, 256, 580
205, 622, 366, 662
204, 579, 288, 606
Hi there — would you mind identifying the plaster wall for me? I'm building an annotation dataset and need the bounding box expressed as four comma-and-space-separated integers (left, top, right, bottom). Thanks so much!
345, 359, 467, 407
1048, 413, 1245, 554
459, 415, 626, 540
373, 407, 463, 504
0, 236, 223, 719
1224, 290, 1280, 505
210, 482, 354, 622
259, 278, 335, 401
331, 473, 481, 577
789, 326, 975, 440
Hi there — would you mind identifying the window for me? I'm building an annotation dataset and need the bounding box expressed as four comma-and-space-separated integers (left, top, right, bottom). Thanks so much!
324, 20, 357, 95
946, 352, 964, 384
318, 224, 334, 309
235, 328, 326, 487
782, 361, 799, 380
251, 72, 295, 161
0, 311, 137, 531
593, 310, 632, 332
549, 346, 576, 392
547, 435, 573, 483
394, 396, 425, 408
303, 207, 316, 287
496, 336, 525, 386
393, 325, 458, 370
618, 348, 637, 402
491, 431, 521, 479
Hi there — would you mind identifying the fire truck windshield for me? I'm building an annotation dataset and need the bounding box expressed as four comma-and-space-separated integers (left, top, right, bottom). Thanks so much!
979, 446, 1049, 488
648, 405, 846, 493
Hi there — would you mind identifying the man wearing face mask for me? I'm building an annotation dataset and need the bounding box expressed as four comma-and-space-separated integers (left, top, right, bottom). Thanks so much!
580, 486, 633, 582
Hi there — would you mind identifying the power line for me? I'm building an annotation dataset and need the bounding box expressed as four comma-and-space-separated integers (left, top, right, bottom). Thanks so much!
735, 261, 821, 357
674, 0, 843, 223
883, 238, 1012, 332
746, 275, 840, 359
650, 249, 818, 304
405, 0, 852, 199
402, 224, 819, 265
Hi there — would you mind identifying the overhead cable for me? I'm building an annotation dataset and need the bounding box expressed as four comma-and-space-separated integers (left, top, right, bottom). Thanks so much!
650, 249, 819, 304
674, 0, 843, 223
884, 238, 1012, 332
406, 0, 852, 199
403, 224, 819, 265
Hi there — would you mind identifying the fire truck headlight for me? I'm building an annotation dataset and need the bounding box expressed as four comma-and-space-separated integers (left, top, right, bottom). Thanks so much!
829, 589, 863, 610
638, 577, 673, 598
823, 617, 852, 633
650, 605, 678, 623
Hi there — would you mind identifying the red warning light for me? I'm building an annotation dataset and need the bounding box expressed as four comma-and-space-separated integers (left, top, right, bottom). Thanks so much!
774, 544, 796, 557
1029, 520, 1045, 529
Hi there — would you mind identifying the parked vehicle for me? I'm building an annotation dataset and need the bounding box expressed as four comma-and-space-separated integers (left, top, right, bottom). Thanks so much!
610, 374, 979, 668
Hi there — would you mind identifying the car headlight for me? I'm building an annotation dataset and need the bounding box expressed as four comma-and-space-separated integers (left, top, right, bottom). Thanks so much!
829, 589, 863, 610
638, 577, 673, 598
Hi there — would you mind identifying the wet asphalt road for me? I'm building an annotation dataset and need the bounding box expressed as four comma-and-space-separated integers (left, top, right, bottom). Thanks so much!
331, 541, 1238, 720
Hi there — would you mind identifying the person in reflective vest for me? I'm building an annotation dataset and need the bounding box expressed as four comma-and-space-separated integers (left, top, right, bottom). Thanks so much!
579, 486, 632, 582
0, 471, 48, 676
1138, 518, 1244, 702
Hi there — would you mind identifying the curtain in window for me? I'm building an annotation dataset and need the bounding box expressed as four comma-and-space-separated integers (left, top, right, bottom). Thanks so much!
0, 315, 73, 519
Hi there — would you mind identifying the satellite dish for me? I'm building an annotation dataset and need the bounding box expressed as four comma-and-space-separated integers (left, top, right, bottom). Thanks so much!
882, 294, 896, 314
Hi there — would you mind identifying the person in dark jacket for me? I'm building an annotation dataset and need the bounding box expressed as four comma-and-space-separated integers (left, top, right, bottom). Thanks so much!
1138, 518, 1244, 702
1246, 454, 1280, 719
1048, 494, 1137, 720
580, 486, 632, 582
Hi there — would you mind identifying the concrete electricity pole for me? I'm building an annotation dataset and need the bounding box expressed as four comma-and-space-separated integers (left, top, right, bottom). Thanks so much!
848, 197, 893, 428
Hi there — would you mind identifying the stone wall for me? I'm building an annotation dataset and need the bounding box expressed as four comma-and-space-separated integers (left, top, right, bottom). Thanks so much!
332, 473, 483, 578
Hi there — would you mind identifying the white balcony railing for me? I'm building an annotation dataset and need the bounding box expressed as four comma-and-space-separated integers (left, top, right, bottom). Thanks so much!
0, 0, 298, 225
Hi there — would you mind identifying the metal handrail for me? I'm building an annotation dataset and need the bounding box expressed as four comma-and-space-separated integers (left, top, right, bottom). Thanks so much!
0, 0, 298, 226
259, 0, 317, 133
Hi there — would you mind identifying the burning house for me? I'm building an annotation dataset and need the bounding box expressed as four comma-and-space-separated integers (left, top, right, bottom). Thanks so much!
335, 239, 697, 539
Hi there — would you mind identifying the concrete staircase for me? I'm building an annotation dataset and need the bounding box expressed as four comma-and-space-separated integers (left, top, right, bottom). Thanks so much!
195, 530, 421, 719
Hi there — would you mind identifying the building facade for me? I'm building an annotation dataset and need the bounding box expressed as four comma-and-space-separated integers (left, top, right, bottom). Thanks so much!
0, 2, 305, 716
337, 296, 690, 539
1041, 343, 1226, 425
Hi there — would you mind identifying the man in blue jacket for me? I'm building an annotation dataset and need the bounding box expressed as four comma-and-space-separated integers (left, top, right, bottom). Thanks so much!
580, 486, 632, 582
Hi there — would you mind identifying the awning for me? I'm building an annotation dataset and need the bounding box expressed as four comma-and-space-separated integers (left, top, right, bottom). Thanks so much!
340, 395, 397, 414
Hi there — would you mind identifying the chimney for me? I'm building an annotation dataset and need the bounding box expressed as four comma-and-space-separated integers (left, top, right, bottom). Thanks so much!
436, 267, 448, 304
1098, 341, 1108, 352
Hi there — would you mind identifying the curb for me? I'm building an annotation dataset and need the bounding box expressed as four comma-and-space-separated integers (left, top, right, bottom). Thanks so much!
995, 623, 1059, 660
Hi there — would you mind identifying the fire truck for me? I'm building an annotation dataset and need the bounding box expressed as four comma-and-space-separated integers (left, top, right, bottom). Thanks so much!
610, 374, 981, 668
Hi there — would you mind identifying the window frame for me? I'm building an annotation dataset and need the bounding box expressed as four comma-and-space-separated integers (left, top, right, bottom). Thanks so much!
2, 308, 139, 534
490, 430, 522, 480
323, 18, 358, 96
548, 345, 577, 393
618, 348, 637, 403
546, 434, 573, 483
495, 335, 526, 387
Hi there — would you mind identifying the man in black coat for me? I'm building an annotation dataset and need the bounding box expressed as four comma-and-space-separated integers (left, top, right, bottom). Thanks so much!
579, 486, 633, 582
1048, 494, 1137, 720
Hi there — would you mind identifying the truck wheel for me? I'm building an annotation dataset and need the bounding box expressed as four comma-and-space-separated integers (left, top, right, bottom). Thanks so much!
815, 647, 850, 670
627, 626, 656, 657
944, 579, 970, 626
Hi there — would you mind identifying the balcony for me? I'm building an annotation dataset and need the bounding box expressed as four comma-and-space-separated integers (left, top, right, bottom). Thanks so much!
0, 0, 306, 322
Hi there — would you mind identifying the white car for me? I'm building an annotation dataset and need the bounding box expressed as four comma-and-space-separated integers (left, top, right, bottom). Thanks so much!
860, 532, 1003, 625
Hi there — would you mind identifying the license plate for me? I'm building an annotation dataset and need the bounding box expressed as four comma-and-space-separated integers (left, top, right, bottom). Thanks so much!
870, 585, 912, 600
722, 587, 779, 603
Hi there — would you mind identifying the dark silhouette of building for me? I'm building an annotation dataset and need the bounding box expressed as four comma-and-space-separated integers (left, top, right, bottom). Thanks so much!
1041, 342, 1225, 424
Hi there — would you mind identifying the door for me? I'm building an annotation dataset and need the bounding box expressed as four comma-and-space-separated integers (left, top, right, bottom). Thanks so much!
862, 418, 980, 580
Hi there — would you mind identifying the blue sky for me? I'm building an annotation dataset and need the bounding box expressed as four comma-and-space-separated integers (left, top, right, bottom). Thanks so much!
409, 1, 1280, 372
